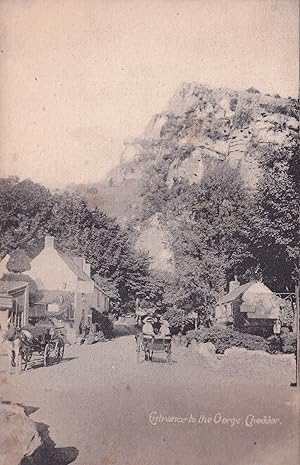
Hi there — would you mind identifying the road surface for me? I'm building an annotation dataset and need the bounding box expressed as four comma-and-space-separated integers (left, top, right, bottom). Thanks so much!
0, 323, 299, 465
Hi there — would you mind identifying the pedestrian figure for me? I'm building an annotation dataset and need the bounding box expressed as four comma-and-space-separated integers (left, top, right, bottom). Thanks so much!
273, 318, 283, 352
1, 319, 22, 375
273, 318, 281, 336
142, 317, 155, 337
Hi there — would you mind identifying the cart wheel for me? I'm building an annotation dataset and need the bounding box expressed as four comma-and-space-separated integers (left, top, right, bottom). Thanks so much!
55, 339, 64, 362
43, 343, 50, 367
137, 349, 143, 364
166, 350, 172, 364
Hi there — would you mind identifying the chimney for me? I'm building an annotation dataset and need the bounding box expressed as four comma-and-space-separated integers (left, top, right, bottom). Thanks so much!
229, 275, 240, 293
83, 263, 91, 278
44, 235, 55, 249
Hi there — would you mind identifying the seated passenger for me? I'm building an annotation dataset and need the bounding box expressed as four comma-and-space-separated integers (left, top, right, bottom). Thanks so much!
152, 313, 162, 335
159, 320, 171, 337
142, 317, 155, 337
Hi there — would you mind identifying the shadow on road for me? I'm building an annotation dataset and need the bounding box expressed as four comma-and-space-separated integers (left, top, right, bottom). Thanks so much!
26, 356, 79, 371
113, 323, 137, 338
150, 357, 177, 364
2, 401, 79, 465
19, 404, 79, 465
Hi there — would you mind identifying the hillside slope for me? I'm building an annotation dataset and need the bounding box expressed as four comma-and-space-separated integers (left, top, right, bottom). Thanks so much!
69, 83, 298, 270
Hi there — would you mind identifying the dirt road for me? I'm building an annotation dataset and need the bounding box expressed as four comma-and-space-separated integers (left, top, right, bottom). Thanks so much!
0, 324, 299, 465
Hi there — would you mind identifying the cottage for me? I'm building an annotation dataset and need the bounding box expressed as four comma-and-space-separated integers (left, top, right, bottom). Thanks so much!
0, 280, 29, 329
0, 236, 110, 339
215, 277, 285, 336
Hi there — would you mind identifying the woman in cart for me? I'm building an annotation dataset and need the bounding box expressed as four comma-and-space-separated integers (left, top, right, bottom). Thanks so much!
142, 316, 156, 337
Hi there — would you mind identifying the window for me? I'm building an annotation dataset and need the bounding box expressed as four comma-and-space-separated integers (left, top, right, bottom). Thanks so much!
8, 310, 22, 328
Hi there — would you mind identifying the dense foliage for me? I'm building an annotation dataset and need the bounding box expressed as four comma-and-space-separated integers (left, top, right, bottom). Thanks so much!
249, 137, 300, 292
186, 325, 268, 354
2, 86, 298, 330
137, 88, 299, 325
0, 177, 159, 310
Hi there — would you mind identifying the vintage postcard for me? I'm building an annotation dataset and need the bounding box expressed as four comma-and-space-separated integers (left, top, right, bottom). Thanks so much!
0, 1, 299, 465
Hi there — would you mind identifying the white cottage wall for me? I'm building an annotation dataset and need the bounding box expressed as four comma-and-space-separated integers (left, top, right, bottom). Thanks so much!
27, 248, 77, 291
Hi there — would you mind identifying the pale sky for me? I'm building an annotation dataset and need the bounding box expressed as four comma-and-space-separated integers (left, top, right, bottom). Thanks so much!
0, 0, 298, 188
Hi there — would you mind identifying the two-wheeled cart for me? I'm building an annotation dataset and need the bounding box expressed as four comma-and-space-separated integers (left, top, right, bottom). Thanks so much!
12, 324, 65, 371
135, 333, 172, 364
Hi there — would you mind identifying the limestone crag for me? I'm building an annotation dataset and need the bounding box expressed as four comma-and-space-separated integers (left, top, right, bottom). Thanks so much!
68, 83, 298, 270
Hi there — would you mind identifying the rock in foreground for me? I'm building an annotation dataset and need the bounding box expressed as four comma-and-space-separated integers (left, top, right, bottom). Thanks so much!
0, 402, 41, 465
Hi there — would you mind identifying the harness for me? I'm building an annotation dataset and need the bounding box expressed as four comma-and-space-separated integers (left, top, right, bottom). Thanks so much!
5, 326, 19, 342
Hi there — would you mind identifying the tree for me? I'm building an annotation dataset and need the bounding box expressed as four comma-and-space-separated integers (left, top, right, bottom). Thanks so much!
249, 138, 300, 292
1, 273, 44, 306
6, 249, 31, 273
0, 177, 155, 311
0, 177, 53, 256
163, 161, 252, 319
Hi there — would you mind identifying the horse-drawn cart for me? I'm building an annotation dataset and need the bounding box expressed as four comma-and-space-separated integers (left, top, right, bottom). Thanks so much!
12, 324, 65, 371
135, 333, 172, 364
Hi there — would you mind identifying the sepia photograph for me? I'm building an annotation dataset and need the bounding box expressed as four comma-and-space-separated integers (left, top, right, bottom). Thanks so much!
0, 1, 299, 464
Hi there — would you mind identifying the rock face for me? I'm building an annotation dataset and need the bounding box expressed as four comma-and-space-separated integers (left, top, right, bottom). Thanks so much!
135, 213, 174, 271
0, 402, 41, 465
68, 83, 298, 270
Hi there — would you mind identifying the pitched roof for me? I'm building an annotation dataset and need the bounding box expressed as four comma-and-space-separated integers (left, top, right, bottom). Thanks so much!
219, 282, 255, 304
58, 253, 91, 281
0, 280, 28, 293
58, 253, 110, 298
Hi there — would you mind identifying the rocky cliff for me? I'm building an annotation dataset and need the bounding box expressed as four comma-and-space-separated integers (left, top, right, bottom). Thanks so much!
69, 83, 298, 270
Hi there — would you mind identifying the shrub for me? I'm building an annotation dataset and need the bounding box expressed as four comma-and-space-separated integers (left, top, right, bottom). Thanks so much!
233, 107, 253, 129
229, 97, 238, 112
267, 335, 283, 354
202, 118, 230, 141
7, 249, 31, 273
186, 324, 268, 354
97, 330, 106, 342
164, 308, 195, 335
92, 312, 114, 338
246, 87, 260, 94
281, 332, 297, 354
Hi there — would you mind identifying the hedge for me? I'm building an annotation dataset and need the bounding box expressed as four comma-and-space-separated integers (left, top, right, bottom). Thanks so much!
186, 324, 268, 354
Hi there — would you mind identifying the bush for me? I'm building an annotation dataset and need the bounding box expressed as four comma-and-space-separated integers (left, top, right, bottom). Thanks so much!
281, 332, 297, 354
164, 308, 195, 335
266, 335, 283, 354
92, 312, 114, 338
96, 330, 106, 342
229, 97, 238, 112
246, 87, 260, 94
233, 107, 253, 129
186, 324, 268, 354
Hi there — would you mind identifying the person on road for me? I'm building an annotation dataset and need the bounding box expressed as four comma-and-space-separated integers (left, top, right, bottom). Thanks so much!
152, 313, 163, 335
159, 319, 171, 337
1, 319, 21, 375
142, 317, 155, 337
